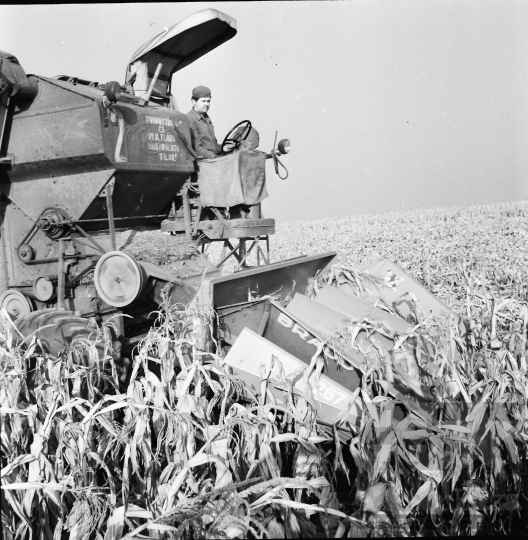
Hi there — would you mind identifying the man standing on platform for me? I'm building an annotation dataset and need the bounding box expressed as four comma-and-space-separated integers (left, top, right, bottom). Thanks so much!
186, 85, 220, 160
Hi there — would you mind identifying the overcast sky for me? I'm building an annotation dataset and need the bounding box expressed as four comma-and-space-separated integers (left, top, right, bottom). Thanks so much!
2, 1, 527, 222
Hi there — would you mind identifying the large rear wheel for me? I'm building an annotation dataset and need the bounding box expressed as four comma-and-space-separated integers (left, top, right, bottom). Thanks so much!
14, 309, 114, 359
14, 309, 133, 393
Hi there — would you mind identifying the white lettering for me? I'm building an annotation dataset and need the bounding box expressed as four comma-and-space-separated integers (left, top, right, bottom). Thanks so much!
332, 390, 347, 405
312, 380, 349, 407
322, 386, 335, 401
277, 312, 293, 329
146, 132, 177, 145
145, 115, 173, 127
292, 324, 310, 340
158, 152, 180, 162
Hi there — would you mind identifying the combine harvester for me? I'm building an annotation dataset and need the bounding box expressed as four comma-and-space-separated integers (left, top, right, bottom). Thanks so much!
0, 9, 457, 430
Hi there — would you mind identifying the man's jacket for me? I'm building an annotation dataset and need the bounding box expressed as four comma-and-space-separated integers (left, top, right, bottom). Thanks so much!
186, 109, 220, 159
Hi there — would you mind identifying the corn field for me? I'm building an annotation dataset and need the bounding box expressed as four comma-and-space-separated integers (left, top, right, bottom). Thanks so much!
1, 200, 527, 538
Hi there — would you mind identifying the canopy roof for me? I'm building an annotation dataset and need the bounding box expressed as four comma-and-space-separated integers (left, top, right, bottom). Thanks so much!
126, 9, 237, 94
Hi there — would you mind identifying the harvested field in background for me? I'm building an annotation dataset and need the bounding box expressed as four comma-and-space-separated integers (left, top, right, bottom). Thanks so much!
273, 200, 528, 308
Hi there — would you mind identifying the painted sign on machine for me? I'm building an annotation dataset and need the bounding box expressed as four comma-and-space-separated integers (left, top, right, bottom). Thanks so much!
224, 327, 363, 427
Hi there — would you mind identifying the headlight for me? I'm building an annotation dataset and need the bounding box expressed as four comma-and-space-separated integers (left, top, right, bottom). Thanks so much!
277, 139, 291, 155
104, 81, 122, 103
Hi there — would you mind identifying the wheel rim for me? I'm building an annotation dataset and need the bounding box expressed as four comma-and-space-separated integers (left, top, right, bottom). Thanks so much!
33, 276, 55, 301
94, 251, 146, 307
0, 290, 33, 321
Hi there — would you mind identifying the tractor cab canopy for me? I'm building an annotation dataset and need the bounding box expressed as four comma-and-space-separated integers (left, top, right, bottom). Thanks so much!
126, 9, 236, 100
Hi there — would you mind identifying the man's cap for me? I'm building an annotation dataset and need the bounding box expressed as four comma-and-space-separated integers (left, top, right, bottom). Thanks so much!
192, 85, 211, 99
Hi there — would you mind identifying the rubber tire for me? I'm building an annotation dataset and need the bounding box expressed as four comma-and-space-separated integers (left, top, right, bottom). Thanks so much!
14, 309, 108, 359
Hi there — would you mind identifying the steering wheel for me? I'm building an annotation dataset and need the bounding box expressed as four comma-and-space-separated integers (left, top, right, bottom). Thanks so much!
221, 120, 252, 154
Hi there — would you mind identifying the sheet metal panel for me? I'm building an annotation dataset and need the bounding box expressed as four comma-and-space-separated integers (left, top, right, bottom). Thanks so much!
264, 301, 362, 393
285, 293, 366, 366
225, 327, 363, 427
314, 285, 411, 334
100, 103, 195, 173
356, 260, 455, 320
7, 81, 104, 166
208, 251, 337, 309
1, 169, 114, 223
79, 171, 185, 229
272, 298, 434, 423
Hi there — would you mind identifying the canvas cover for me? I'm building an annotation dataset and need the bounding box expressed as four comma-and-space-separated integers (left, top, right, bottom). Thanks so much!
198, 150, 268, 207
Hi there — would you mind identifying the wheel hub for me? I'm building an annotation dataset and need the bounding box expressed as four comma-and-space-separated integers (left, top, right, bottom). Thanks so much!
36, 207, 71, 239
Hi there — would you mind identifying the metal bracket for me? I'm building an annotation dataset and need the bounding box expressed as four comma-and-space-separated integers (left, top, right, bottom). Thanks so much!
104, 178, 117, 250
